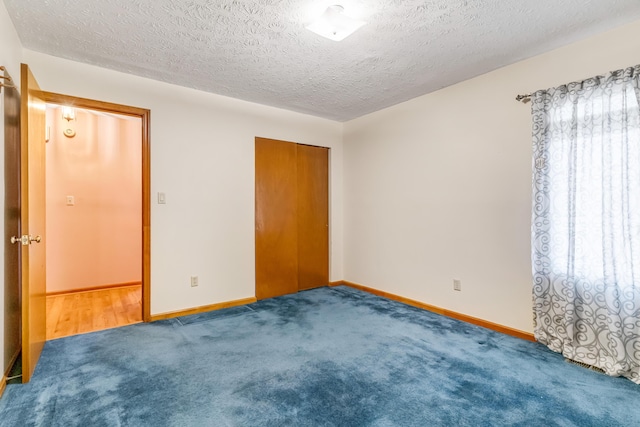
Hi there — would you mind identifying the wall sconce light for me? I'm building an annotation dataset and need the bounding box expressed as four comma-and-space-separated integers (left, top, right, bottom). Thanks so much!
62, 106, 76, 122
62, 106, 76, 138
306, 5, 366, 41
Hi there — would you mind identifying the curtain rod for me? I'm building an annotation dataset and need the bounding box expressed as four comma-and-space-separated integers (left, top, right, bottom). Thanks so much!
516, 93, 531, 103
0, 65, 16, 89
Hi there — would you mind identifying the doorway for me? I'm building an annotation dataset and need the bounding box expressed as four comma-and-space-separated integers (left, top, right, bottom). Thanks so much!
8, 65, 151, 383
44, 103, 142, 339
41, 92, 151, 333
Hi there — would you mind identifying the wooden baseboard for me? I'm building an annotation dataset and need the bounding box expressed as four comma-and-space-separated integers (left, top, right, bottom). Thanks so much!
1, 344, 20, 397
46, 281, 142, 297
4, 347, 20, 379
150, 297, 257, 321
0, 374, 6, 398
330, 280, 535, 342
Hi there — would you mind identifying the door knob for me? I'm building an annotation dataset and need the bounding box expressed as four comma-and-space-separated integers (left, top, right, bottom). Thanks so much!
10, 235, 41, 245
10, 236, 23, 244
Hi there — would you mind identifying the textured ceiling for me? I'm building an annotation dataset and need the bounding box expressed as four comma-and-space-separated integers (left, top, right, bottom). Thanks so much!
5, 0, 640, 121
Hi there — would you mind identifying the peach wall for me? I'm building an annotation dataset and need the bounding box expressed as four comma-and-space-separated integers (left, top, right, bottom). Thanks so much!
46, 106, 142, 293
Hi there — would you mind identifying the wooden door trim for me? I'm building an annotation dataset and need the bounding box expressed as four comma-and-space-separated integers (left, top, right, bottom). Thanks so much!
41, 91, 152, 322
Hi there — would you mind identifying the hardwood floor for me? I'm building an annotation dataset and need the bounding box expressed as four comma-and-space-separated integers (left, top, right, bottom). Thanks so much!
46, 285, 142, 340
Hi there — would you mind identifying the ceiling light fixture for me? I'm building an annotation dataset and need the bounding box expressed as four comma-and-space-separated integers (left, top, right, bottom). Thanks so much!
305, 5, 366, 42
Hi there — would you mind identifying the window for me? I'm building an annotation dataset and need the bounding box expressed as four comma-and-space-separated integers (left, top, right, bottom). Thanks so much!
541, 87, 640, 287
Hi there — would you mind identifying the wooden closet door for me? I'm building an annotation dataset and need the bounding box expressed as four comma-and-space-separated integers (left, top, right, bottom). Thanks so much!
255, 138, 298, 299
297, 145, 329, 290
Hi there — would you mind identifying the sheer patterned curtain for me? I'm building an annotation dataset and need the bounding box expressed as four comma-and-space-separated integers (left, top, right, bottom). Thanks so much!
531, 65, 640, 384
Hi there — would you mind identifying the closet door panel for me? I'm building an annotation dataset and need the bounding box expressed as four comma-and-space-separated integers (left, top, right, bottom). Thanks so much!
255, 138, 299, 299
297, 145, 329, 290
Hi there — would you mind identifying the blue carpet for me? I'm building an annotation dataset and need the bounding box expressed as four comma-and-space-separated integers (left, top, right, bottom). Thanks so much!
1, 286, 639, 426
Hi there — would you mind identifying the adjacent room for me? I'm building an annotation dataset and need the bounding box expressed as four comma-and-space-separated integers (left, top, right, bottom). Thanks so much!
1, 0, 640, 425
45, 104, 143, 340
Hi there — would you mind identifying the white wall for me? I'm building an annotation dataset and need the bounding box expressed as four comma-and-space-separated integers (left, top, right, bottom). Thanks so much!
22, 50, 344, 315
343, 19, 640, 333
5, 7, 640, 365
0, 0, 23, 379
